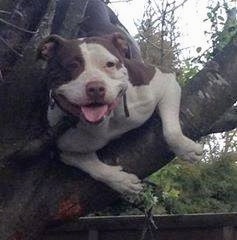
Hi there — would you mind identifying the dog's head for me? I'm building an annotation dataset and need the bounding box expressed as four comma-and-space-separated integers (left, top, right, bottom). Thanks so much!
38, 33, 130, 124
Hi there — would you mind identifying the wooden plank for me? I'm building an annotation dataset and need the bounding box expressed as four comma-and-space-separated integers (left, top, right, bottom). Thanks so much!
44, 214, 237, 240
48, 213, 237, 232
88, 229, 98, 240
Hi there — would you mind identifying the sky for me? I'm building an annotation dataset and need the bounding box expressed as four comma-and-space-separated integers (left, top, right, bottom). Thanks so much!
109, 0, 237, 58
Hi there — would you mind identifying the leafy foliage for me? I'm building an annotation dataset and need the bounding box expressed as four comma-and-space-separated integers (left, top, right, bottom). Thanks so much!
177, 59, 199, 86
97, 155, 237, 216
149, 156, 237, 214
190, 0, 237, 66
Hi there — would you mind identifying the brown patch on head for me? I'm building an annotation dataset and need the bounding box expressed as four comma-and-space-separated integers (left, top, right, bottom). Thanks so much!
82, 32, 129, 63
37, 35, 85, 89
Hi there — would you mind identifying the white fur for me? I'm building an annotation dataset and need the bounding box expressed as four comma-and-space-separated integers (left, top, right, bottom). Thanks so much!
48, 43, 202, 194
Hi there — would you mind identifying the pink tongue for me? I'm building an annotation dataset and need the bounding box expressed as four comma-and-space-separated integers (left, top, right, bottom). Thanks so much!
81, 105, 109, 123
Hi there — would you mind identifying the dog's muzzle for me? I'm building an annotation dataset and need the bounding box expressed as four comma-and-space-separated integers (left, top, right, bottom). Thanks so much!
49, 85, 129, 123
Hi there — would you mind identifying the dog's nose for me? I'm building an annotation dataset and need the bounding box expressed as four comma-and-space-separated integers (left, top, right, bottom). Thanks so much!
86, 81, 106, 100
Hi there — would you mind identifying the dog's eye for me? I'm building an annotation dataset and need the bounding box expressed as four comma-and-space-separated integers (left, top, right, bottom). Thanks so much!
106, 61, 116, 68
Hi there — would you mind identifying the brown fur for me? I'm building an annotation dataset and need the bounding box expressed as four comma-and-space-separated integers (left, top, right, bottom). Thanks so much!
124, 59, 156, 86
38, 35, 85, 90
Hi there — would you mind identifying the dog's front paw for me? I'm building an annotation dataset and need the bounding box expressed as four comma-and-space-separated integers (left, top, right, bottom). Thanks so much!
106, 166, 143, 194
172, 136, 203, 162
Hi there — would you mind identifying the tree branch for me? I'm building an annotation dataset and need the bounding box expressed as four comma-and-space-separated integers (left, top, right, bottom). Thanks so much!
208, 105, 237, 134
0, 17, 37, 34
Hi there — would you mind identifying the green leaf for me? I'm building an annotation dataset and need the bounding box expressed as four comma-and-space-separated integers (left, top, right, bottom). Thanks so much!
196, 47, 202, 53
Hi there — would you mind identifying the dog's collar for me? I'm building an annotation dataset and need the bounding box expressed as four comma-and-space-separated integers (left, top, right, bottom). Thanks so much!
49, 90, 56, 110
123, 93, 129, 117
49, 90, 130, 118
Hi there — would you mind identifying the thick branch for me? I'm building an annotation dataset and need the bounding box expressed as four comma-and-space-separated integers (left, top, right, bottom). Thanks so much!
208, 105, 237, 134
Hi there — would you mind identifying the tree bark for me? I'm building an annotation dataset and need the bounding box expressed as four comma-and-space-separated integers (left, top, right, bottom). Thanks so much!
208, 105, 237, 134
0, 0, 237, 239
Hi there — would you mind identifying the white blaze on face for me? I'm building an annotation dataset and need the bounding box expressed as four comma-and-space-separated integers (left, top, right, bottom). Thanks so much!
79, 43, 129, 102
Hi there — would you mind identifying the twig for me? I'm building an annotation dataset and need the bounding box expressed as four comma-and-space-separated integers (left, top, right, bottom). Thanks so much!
166, 0, 189, 14
0, 36, 23, 57
0, 17, 37, 34
79, 0, 89, 23
123, 185, 159, 240
156, 0, 188, 14
78, 16, 90, 25
0, 10, 11, 15
152, 0, 189, 21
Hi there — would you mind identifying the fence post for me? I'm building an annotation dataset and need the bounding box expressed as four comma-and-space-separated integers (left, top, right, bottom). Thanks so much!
88, 229, 99, 240
223, 226, 235, 240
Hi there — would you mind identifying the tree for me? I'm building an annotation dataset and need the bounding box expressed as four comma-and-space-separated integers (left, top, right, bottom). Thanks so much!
135, 0, 182, 72
0, 0, 236, 239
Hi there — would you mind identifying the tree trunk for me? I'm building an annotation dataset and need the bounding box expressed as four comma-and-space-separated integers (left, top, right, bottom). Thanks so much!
0, 0, 236, 239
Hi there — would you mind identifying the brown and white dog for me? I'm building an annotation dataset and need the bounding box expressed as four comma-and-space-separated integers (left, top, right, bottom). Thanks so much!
38, 33, 202, 194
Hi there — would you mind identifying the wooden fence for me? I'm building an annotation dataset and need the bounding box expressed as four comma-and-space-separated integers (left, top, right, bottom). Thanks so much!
44, 213, 237, 240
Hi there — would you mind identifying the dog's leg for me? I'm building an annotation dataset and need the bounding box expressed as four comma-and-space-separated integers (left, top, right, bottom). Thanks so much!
156, 79, 203, 162
61, 152, 143, 194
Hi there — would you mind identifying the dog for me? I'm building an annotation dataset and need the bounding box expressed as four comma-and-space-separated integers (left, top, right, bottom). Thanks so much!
37, 33, 202, 194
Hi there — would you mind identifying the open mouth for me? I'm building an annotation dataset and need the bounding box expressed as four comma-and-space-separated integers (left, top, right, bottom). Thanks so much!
55, 94, 120, 124
81, 103, 109, 123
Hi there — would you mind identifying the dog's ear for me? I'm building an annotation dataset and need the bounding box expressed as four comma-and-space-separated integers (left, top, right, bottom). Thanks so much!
37, 34, 65, 60
111, 33, 129, 58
